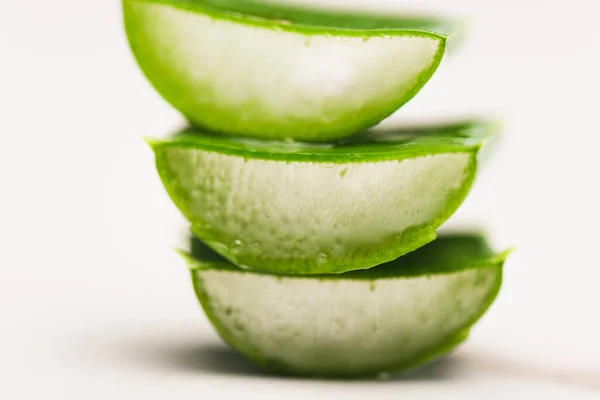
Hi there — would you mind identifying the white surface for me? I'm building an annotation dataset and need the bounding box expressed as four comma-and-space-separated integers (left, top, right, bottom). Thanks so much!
0, 0, 599, 398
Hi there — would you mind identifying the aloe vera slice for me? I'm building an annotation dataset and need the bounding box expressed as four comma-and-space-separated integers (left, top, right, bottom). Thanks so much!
123, 0, 455, 141
150, 121, 492, 275
183, 233, 508, 378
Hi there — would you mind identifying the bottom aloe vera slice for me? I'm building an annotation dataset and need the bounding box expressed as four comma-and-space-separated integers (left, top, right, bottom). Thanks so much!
182, 233, 508, 378
152, 121, 494, 275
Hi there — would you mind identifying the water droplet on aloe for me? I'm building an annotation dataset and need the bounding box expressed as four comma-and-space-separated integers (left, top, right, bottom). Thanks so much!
316, 253, 328, 265
231, 239, 244, 254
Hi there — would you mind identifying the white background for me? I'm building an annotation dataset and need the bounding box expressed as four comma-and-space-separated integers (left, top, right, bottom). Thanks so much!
1, 0, 599, 398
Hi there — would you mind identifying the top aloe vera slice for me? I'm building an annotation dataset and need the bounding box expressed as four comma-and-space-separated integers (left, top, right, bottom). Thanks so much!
150, 120, 492, 275
123, 0, 458, 141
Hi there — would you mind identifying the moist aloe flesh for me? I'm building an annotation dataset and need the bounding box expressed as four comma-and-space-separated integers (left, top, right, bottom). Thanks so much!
123, 0, 455, 140
150, 121, 492, 275
184, 233, 508, 377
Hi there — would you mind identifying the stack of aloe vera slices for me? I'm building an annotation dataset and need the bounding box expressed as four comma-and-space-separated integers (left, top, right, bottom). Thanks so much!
124, 0, 510, 377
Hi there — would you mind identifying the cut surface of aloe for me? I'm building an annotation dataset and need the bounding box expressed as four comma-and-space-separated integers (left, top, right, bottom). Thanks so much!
123, 0, 455, 141
183, 233, 508, 377
150, 121, 492, 275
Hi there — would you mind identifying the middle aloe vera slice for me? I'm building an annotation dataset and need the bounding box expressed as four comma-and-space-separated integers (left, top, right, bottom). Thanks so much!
150, 121, 491, 275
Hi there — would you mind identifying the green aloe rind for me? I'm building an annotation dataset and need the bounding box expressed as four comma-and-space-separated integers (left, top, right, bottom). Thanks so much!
123, 0, 460, 141
182, 233, 509, 378
150, 120, 494, 275
150, 0, 461, 35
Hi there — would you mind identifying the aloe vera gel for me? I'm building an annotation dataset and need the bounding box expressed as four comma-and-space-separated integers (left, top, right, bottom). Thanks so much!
125, 0, 509, 378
